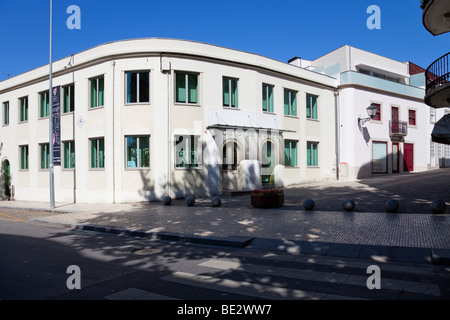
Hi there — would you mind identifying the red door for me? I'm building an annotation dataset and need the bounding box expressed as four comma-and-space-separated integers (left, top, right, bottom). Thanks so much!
404, 143, 414, 172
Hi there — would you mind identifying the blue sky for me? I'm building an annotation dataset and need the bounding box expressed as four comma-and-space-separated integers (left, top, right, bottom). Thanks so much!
1, 0, 449, 81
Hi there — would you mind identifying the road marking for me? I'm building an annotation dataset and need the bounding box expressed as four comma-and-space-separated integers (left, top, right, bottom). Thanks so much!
105, 288, 178, 300
0, 213, 28, 222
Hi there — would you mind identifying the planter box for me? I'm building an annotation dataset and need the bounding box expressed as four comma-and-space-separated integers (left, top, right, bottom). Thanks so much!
251, 193, 284, 208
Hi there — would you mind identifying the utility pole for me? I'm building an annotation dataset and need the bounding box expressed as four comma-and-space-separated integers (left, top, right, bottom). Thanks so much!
49, 0, 55, 209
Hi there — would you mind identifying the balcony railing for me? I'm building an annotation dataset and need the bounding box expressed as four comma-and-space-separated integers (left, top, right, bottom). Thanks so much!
389, 120, 408, 136
426, 51, 450, 94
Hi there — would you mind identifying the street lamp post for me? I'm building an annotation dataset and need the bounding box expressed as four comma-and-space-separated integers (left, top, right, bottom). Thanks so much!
358, 104, 378, 127
49, 0, 55, 209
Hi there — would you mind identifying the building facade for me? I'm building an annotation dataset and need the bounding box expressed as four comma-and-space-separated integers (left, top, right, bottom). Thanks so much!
0, 38, 338, 203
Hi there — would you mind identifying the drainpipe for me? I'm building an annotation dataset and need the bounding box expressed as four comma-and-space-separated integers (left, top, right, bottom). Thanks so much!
334, 91, 340, 180
111, 60, 116, 203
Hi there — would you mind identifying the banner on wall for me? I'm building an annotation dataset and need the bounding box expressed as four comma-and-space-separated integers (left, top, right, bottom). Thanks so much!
52, 86, 61, 166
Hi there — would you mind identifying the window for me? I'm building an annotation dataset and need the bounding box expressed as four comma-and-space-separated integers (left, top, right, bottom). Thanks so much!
126, 71, 150, 104
223, 77, 238, 108
40, 143, 50, 170
409, 109, 416, 126
126, 136, 150, 168
372, 141, 387, 173
284, 140, 298, 167
306, 94, 318, 119
262, 84, 274, 113
371, 103, 381, 121
63, 141, 75, 169
19, 96, 28, 122
90, 138, 105, 168
284, 89, 297, 116
39, 91, 50, 118
175, 72, 198, 104
63, 84, 75, 113
430, 108, 436, 124
222, 141, 238, 171
20, 145, 29, 170
175, 135, 201, 168
90, 76, 104, 108
2, 101, 9, 125
307, 141, 318, 167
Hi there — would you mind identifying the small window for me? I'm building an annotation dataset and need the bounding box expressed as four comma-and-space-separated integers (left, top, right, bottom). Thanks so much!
126, 136, 150, 168
126, 71, 150, 104
19, 96, 28, 122
284, 89, 297, 116
307, 141, 318, 167
20, 145, 29, 170
90, 138, 105, 168
262, 84, 274, 113
223, 77, 238, 108
63, 141, 75, 169
63, 84, 75, 113
175, 72, 198, 104
90, 76, 104, 108
222, 141, 238, 171
174, 135, 201, 168
2, 101, 9, 126
284, 140, 298, 167
409, 110, 416, 126
306, 94, 318, 119
371, 103, 381, 121
40, 143, 50, 170
39, 91, 50, 118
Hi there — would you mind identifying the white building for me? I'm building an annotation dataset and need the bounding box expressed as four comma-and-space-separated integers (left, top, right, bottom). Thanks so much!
290, 45, 443, 180
0, 38, 338, 203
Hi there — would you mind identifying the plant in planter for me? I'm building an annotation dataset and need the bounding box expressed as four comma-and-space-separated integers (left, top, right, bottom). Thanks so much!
251, 189, 284, 208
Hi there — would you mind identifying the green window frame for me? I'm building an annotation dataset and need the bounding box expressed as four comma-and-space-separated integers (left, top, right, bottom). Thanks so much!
306, 94, 318, 119
90, 138, 105, 169
175, 135, 201, 168
39, 91, 50, 118
89, 76, 104, 108
126, 71, 150, 104
262, 84, 274, 113
175, 72, 198, 104
63, 141, 75, 169
126, 136, 150, 169
20, 145, 29, 170
223, 77, 238, 108
307, 141, 319, 167
284, 140, 298, 167
2, 101, 9, 126
284, 89, 297, 116
40, 143, 50, 170
19, 96, 28, 122
63, 84, 75, 113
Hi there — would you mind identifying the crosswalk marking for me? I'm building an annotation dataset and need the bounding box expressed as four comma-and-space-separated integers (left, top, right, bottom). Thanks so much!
105, 288, 179, 300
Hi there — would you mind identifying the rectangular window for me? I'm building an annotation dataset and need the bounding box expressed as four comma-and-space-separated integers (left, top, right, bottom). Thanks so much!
307, 141, 318, 167
409, 109, 416, 126
19, 96, 28, 122
306, 94, 318, 119
40, 143, 50, 170
20, 145, 29, 170
126, 71, 150, 104
2, 101, 9, 125
284, 140, 298, 167
39, 91, 50, 118
90, 76, 104, 108
63, 141, 75, 169
63, 84, 75, 113
126, 136, 150, 168
90, 138, 105, 169
174, 135, 201, 168
262, 84, 274, 113
371, 103, 381, 121
284, 89, 297, 116
372, 141, 387, 173
223, 77, 238, 108
175, 72, 198, 104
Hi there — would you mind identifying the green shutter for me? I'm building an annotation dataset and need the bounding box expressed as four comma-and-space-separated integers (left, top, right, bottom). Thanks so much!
223, 78, 230, 106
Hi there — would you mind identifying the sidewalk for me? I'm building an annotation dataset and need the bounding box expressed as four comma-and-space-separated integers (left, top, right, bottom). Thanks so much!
1, 169, 450, 265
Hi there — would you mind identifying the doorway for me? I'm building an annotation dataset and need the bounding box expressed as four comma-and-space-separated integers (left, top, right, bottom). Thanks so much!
2, 159, 10, 199
404, 143, 414, 172
261, 141, 274, 184
392, 142, 399, 173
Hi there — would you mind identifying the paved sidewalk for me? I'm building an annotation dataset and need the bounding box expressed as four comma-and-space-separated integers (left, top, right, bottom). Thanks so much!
1, 169, 450, 264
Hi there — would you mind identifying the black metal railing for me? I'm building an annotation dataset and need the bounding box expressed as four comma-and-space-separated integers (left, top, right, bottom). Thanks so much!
420, 0, 431, 10
389, 120, 408, 136
426, 51, 450, 94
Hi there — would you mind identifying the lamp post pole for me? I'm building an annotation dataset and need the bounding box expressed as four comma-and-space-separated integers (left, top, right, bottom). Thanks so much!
49, 0, 55, 209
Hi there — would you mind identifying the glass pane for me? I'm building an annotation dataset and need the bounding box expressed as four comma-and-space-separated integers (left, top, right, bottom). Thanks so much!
90, 79, 97, 108
284, 90, 289, 115
372, 142, 387, 173
176, 73, 186, 103
70, 85, 75, 112
139, 137, 150, 168
312, 96, 317, 119
291, 93, 297, 116
98, 77, 104, 106
139, 72, 150, 103
306, 95, 311, 118
175, 136, 185, 168
98, 139, 104, 168
223, 78, 230, 106
188, 74, 198, 104
268, 86, 273, 112
231, 79, 237, 108
127, 73, 137, 103
292, 142, 297, 166
262, 85, 267, 111
284, 141, 290, 166
91, 140, 97, 168
312, 143, 318, 166
127, 137, 137, 168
